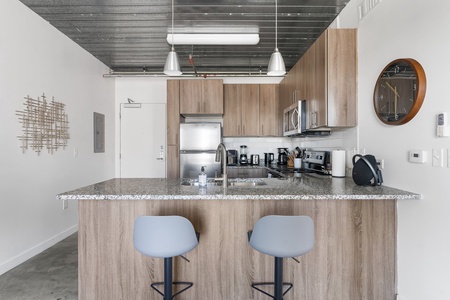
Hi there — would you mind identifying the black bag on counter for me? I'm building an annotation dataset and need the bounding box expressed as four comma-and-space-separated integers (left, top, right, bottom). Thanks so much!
352, 154, 383, 186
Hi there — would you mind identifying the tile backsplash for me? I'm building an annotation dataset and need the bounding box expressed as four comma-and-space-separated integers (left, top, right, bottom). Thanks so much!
224, 127, 358, 167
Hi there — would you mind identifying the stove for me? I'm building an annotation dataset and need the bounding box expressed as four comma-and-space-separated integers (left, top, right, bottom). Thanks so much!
303, 150, 331, 175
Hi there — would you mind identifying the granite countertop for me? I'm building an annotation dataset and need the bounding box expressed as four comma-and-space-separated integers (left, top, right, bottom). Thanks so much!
57, 175, 421, 201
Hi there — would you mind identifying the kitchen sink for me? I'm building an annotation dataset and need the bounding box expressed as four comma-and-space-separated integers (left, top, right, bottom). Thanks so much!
180, 178, 267, 187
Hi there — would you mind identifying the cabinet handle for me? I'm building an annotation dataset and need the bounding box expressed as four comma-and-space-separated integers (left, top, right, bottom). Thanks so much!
312, 111, 317, 127
203, 101, 206, 112
243, 125, 245, 135
261, 124, 264, 135
238, 125, 241, 135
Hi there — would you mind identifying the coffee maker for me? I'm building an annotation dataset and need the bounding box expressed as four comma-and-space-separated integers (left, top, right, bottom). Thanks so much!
239, 145, 248, 165
277, 148, 289, 165
226, 149, 238, 166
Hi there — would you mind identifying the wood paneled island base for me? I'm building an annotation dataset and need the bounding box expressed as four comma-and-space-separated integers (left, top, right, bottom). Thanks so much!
78, 199, 396, 300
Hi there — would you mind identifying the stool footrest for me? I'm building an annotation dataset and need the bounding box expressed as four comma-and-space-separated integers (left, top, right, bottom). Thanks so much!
251, 282, 293, 299
150, 281, 193, 299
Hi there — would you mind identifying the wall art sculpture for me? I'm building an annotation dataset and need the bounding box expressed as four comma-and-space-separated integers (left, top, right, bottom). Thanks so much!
16, 94, 70, 154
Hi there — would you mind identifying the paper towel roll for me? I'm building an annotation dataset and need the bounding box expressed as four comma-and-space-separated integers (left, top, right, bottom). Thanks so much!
332, 150, 346, 177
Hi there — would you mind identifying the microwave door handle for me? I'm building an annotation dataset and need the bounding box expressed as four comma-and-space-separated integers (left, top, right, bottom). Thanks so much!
292, 108, 299, 129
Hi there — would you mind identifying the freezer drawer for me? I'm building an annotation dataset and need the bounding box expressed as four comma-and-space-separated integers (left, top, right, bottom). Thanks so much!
180, 152, 221, 178
180, 123, 221, 151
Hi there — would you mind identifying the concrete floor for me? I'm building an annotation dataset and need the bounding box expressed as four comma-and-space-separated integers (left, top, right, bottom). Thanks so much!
0, 233, 78, 300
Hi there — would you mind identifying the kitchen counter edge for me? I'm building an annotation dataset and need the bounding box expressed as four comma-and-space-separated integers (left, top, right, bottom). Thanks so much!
56, 177, 422, 201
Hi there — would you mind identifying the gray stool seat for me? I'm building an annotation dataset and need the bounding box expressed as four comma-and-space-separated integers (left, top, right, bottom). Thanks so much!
133, 215, 199, 300
248, 215, 314, 300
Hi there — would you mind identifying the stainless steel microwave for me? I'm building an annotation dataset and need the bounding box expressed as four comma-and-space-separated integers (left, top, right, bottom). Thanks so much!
283, 100, 307, 136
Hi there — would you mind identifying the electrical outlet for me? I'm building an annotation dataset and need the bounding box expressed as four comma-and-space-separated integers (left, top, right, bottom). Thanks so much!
63, 199, 68, 210
376, 158, 385, 169
432, 148, 444, 167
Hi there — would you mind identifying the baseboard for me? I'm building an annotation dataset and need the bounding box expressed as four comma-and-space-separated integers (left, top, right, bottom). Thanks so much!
0, 225, 78, 276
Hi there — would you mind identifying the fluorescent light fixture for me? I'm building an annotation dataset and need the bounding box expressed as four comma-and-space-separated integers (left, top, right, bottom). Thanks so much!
167, 33, 260, 45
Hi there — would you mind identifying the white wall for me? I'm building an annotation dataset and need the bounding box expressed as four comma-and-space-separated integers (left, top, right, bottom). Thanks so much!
0, 0, 115, 275
337, 0, 450, 299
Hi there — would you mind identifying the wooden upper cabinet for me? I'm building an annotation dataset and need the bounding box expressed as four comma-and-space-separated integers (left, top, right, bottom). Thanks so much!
325, 29, 357, 127
179, 80, 202, 114
203, 79, 223, 114
279, 28, 357, 130
310, 29, 357, 128
240, 84, 260, 136
259, 84, 280, 136
223, 85, 241, 136
179, 79, 223, 115
223, 84, 259, 136
224, 84, 280, 137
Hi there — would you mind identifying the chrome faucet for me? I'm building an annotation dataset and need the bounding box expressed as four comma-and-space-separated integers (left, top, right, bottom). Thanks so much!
215, 143, 228, 184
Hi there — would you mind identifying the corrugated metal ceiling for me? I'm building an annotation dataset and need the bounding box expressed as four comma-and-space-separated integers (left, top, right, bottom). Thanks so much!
19, 0, 349, 76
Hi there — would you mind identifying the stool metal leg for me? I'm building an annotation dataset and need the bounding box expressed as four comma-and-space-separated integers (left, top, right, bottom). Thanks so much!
251, 257, 293, 300
150, 257, 194, 300
164, 258, 173, 300
274, 257, 283, 300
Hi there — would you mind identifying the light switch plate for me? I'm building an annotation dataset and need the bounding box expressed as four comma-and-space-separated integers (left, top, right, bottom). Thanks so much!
432, 148, 444, 167
447, 149, 450, 168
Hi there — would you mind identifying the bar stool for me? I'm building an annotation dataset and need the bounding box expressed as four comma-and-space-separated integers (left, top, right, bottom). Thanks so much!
248, 215, 314, 300
133, 215, 199, 300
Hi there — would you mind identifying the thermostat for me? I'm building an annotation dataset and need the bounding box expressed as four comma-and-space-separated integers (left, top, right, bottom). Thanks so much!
437, 112, 449, 137
409, 150, 427, 164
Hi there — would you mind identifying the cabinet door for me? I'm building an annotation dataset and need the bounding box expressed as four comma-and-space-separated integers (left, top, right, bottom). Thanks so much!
259, 84, 280, 136
326, 29, 357, 127
312, 31, 327, 128
240, 84, 260, 136
223, 84, 241, 136
278, 77, 289, 115
167, 145, 179, 179
180, 80, 202, 114
203, 80, 224, 114
167, 80, 180, 146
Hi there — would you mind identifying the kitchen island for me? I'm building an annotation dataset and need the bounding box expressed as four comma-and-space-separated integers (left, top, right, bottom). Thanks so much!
58, 176, 420, 300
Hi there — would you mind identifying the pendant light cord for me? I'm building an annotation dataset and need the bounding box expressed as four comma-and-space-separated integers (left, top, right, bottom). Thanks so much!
171, 0, 175, 51
275, 0, 278, 50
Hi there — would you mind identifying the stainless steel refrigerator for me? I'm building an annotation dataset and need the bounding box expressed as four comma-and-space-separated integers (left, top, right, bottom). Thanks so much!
180, 122, 222, 178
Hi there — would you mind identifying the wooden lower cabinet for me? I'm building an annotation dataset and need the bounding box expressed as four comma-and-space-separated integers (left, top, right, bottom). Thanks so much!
227, 167, 268, 178
78, 199, 396, 300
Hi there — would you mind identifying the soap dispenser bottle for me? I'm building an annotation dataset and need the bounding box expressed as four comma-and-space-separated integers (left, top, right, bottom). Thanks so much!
199, 166, 207, 187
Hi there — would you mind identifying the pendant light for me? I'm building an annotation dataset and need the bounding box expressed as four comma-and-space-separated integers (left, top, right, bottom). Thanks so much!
164, 0, 182, 76
267, 0, 286, 76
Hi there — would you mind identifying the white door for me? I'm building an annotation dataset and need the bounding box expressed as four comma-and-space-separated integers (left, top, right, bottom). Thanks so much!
120, 103, 166, 178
